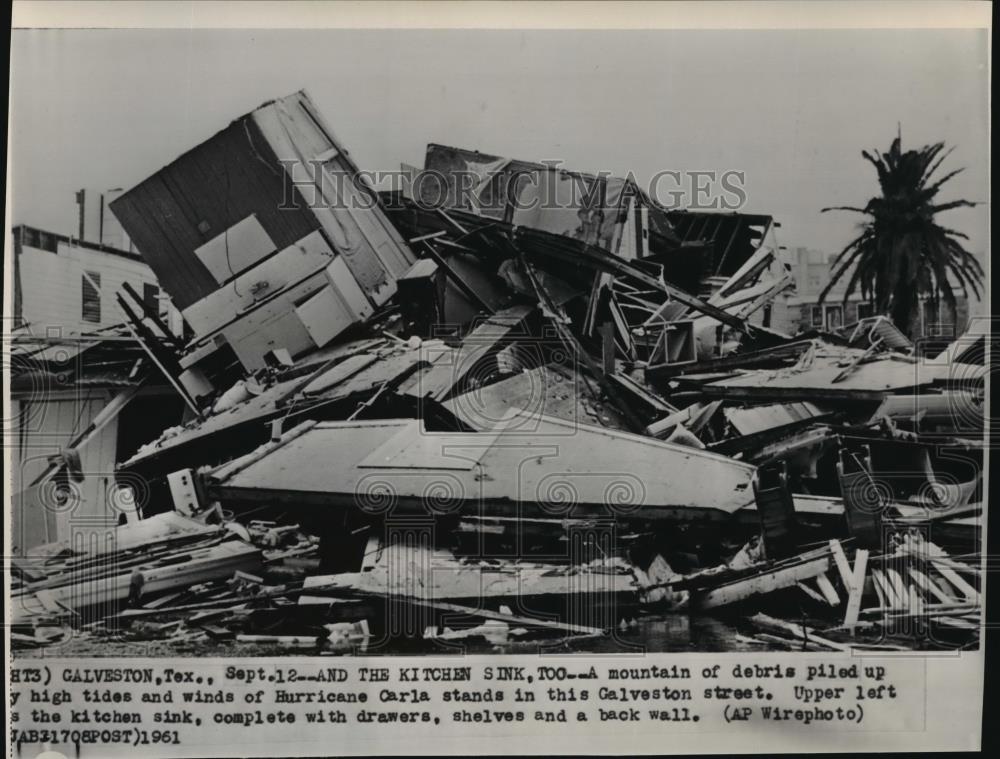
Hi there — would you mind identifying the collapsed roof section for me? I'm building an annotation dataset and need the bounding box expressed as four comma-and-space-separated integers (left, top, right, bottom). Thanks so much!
414, 144, 682, 258
8, 326, 147, 394
406, 144, 775, 294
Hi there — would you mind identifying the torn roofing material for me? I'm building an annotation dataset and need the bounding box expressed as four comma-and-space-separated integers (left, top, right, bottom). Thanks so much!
418, 143, 682, 255
694, 345, 985, 402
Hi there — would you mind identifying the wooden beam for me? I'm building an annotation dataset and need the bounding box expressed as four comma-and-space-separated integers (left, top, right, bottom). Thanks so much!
871, 569, 899, 609
930, 561, 979, 603
815, 573, 841, 606
829, 539, 854, 592
405, 596, 604, 637
421, 241, 495, 315
796, 581, 827, 604
885, 567, 920, 613
908, 567, 955, 604
842, 548, 868, 632
696, 556, 830, 609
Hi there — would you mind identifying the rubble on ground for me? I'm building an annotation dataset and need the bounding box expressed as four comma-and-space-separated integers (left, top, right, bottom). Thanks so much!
11, 89, 984, 654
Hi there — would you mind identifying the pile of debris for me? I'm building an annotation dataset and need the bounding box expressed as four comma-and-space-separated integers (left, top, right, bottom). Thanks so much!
11, 89, 984, 653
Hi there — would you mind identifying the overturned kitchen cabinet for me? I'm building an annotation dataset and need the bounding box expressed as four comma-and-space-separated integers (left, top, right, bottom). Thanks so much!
111, 90, 415, 376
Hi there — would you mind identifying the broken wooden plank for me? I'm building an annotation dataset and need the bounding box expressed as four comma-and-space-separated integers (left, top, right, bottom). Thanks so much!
884, 567, 917, 613
829, 539, 854, 593
236, 634, 324, 648
842, 549, 868, 632
929, 561, 979, 603
749, 613, 851, 652
871, 569, 899, 609
405, 596, 605, 637
815, 573, 841, 606
908, 567, 956, 604
695, 555, 831, 609
796, 581, 828, 604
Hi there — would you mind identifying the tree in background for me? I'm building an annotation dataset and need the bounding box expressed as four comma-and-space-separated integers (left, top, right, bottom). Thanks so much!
819, 132, 983, 337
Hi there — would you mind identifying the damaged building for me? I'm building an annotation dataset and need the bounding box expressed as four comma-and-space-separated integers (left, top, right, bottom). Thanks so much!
10, 89, 986, 654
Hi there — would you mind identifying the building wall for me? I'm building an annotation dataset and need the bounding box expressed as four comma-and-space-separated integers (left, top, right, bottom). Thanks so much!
753, 291, 799, 335
794, 298, 869, 333
17, 239, 163, 334
790, 295, 969, 337
784, 245, 970, 337
9, 393, 121, 551
77, 188, 134, 252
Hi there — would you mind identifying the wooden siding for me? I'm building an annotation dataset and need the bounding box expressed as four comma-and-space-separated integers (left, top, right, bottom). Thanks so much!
17, 240, 161, 334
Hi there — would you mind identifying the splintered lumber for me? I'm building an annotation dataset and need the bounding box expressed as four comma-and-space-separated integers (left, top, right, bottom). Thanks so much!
829, 539, 855, 592
922, 554, 981, 576
832, 337, 883, 383
114, 575, 381, 623
237, 634, 324, 648
865, 602, 980, 618
907, 568, 955, 604
929, 561, 979, 603
870, 570, 900, 609
796, 581, 827, 604
21, 512, 221, 569
897, 570, 923, 614
12, 540, 262, 623
303, 549, 637, 604
695, 553, 831, 609
893, 539, 980, 602
404, 597, 604, 637
902, 541, 981, 601
509, 226, 749, 332
300, 561, 610, 636
748, 613, 850, 652
814, 573, 841, 606
869, 568, 887, 608
753, 633, 818, 651
884, 568, 918, 613
519, 255, 645, 432
936, 617, 979, 631
842, 549, 868, 632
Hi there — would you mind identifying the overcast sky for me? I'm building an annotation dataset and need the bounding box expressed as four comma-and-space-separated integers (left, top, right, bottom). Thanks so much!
9, 28, 989, 266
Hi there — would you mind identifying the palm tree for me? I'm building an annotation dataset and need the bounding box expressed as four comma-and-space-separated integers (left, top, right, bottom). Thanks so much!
819, 132, 984, 336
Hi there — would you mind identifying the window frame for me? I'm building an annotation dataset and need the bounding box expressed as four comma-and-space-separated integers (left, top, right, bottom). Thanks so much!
81, 271, 102, 324
824, 304, 843, 331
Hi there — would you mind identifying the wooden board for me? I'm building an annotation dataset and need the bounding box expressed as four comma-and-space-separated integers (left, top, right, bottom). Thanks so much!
842, 549, 868, 631
696, 556, 830, 610
829, 539, 854, 592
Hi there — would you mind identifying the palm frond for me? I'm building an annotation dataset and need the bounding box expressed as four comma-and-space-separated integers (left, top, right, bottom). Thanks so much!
821, 131, 982, 336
